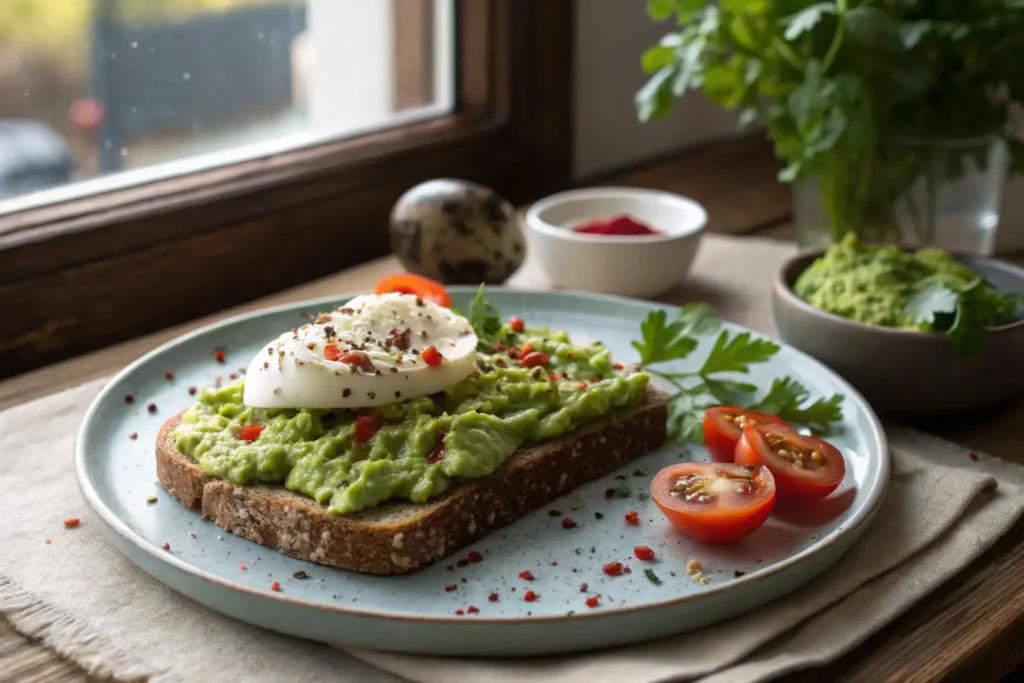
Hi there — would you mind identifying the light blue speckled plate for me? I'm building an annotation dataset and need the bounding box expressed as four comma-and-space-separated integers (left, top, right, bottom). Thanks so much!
75, 288, 888, 657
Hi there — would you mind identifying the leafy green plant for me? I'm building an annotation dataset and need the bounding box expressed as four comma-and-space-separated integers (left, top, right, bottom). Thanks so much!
637, 1, 1024, 243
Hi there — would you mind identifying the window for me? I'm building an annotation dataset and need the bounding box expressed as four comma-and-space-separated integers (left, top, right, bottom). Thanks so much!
0, 0, 574, 379
0, 0, 452, 208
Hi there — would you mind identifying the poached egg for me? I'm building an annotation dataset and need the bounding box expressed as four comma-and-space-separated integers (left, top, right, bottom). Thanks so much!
243, 293, 478, 409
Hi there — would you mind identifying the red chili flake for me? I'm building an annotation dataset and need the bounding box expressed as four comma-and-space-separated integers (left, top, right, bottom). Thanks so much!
551, 561, 558, 566
215, 349, 226, 363
467, 550, 484, 563
560, 370, 569, 379
147, 403, 157, 414
188, 386, 197, 395
586, 596, 600, 608
229, 372, 239, 380
162, 543, 171, 551
561, 518, 578, 529
634, 545, 655, 561
44, 539, 51, 545
488, 592, 499, 602
354, 415, 381, 445
455, 609, 465, 616
578, 381, 589, 389
239, 565, 248, 571
624, 567, 632, 574
63, 518, 80, 529
164, 370, 175, 380
509, 316, 525, 333
602, 561, 624, 576
592, 375, 602, 382
467, 605, 480, 614
548, 509, 562, 517
422, 345, 443, 367
456, 559, 469, 568
124, 394, 135, 404
604, 488, 615, 500
519, 570, 535, 581
271, 581, 281, 592
521, 351, 550, 369
445, 584, 458, 592
239, 424, 265, 442
614, 362, 624, 370
969, 452, 979, 461
323, 344, 342, 361
548, 373, 558, 381
624, 510, 640, 525
338, 350, 375, 373
129, 432, 138, 440
579, 582, 588, 592
523, 590, 537, 602
428, 435, 446, 464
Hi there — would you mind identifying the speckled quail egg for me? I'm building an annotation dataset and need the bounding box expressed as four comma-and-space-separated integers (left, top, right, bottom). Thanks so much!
389, 179, 525, 284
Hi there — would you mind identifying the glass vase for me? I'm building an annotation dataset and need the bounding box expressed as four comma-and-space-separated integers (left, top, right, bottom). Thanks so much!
793, 136, 1008, 255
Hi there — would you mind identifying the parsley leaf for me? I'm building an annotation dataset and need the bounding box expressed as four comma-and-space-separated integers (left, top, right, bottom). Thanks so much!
749, 378, 844, 435
468, 284, 501, 347
613, 484, 632, 498
644, 568, 662, 585
699, 331, 780, 375
631, 303, 720, 365
906, 277, 1020, 358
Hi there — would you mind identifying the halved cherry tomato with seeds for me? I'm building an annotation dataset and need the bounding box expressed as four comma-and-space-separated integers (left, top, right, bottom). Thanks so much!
703, 406, 790, 463
734, 423, 845, 502
651, 462, 775, 544
374, 273, 452, 307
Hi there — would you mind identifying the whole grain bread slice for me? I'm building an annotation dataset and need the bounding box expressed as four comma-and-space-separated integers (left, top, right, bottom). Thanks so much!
156, 391, 668, 575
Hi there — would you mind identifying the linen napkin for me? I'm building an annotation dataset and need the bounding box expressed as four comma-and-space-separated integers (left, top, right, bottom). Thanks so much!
2, 235, 1023, 683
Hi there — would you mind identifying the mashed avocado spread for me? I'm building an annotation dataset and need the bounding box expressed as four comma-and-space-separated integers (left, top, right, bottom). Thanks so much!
173, 329, 649, 515
794, 234, 985, 328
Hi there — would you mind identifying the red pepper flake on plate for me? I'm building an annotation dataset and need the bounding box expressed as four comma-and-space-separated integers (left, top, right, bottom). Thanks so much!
124, 394, 135, 404
561, 518, 578, 529
44, 539, 51, 545
271, 581, 281, 592
188, 386, 197, 395
579, 582, 588, 592
164, 370, 175, 380
467, 550, 484, 563
147, 403, 158, 414
585, 596, 600, 608
624, 510, 640, 525
445, 584, 458, 592
63, 518, 80, 529
523, 590, 537, 602
467, 605, 480, 614
129, 432, 138, 440
614, 362, 624, 370
488, 592, 499, 602
518, 570, 534, 581
215, 349, 226, 363
455, 609, 465, 616
969, 452, 979, 461
239, 565, 248, 571
634, 546, 655, 561
602, 562, 624, 576
229, 372, 239, 380
162, 543, 171, 551
578, 381, 589, 389
551, 561, 558, 566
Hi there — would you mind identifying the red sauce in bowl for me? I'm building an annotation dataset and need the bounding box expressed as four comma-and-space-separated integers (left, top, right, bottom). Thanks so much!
574, 214, 659, 236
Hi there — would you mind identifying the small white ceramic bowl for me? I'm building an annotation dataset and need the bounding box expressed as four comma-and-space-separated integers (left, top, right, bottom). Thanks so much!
525, 187, 707, 297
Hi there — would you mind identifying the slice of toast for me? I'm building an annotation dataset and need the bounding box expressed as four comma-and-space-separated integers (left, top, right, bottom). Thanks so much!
156, 391, 668, 575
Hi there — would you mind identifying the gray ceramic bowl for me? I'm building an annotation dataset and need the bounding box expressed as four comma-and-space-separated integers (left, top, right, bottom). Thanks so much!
772, 249, 1024, 415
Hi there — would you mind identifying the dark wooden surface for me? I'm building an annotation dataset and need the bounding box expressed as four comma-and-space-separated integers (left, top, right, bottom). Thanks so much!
0, 0, 575, 380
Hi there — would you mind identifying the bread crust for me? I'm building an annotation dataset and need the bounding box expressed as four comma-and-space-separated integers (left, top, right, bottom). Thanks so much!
156, 394, 668, 575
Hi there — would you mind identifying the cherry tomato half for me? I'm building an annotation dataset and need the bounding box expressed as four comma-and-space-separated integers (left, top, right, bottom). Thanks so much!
373, 273, 452, 307
651, 462, 776, 544
734, 423, 845, 503
703, 406, 790, 463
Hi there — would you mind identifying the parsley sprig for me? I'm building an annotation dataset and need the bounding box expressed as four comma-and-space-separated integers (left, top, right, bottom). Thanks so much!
632, 305, 844, 444
906, 276, 1023, 358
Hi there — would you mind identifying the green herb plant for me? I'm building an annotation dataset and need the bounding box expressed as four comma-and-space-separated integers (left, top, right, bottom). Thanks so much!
631, 304, 844, 444
637, 1, 1024, 244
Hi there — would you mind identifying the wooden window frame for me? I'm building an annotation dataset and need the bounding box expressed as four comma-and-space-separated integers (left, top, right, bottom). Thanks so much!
0, 0, 574, 379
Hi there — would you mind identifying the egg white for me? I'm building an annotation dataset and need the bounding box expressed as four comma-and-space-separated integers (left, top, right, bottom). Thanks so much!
243, 293, 478, 409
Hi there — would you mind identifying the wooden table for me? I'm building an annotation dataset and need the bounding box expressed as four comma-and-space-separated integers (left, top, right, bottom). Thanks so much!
4, 173, 1024, 682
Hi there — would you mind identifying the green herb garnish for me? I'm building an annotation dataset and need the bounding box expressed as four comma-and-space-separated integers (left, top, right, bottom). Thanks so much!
468, 284, 502, 349
632, 306, 844, 443
906, 277, 1022, 358
613, 485, 632, 498
644, 569, 662, 585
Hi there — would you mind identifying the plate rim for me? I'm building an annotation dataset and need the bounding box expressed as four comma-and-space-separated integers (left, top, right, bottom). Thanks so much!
75, 286, 890, 626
